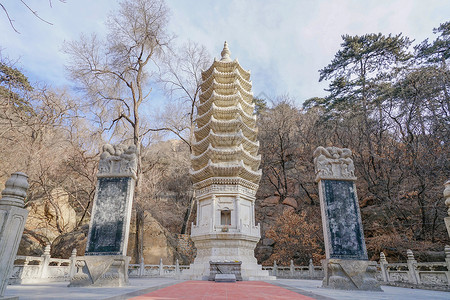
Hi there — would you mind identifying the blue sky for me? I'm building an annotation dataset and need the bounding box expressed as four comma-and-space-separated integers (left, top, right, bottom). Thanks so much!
1, 0, 449, 107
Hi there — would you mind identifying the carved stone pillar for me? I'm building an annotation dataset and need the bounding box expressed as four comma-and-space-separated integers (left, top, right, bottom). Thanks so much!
0, 172, 29, 299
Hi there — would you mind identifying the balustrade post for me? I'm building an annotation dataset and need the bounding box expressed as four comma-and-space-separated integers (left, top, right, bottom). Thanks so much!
379, 252, 388, 282
39, 244, 51, 279
290, 260, 294, 277
406, 249, 419, 284
273, 260, 278, 277
139, 257, 145, 277
159, 258, 164, 276
308, 259, 314, 278
69, 248, 77, 278
175, 259, 180, 275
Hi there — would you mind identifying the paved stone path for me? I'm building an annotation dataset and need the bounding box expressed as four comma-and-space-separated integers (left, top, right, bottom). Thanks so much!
129, 281, 314, 299
3, 278, 450, 299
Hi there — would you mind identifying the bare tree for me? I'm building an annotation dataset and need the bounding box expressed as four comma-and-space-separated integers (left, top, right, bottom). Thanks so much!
63, 0, 171, 263
1, 0, 66, 33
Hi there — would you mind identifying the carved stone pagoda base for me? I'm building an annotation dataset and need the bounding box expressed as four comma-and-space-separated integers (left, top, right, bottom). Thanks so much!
322, 259, 382, 291
69, 255, 130, 287
182, 234, 274, 281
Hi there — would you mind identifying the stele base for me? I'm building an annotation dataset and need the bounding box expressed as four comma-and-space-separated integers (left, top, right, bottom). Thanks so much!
69, 255, 130, 287
322, 258, 382, 291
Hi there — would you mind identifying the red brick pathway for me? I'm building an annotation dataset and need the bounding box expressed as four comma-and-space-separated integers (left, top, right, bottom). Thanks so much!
130, 280, 316, 300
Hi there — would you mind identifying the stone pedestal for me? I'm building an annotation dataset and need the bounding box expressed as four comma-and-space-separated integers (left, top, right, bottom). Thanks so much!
314, 147, 382, 291
69, 144, 137, 287
322, 259, 380, 291
69, 255, 130, 287
0, 173, 29, 299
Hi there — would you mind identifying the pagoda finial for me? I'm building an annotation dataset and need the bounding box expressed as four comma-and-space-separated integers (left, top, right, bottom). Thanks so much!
221, 41, 231, 62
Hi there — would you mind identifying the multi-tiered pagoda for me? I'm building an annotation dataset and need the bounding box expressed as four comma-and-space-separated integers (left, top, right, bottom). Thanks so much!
186, 42, 272, 280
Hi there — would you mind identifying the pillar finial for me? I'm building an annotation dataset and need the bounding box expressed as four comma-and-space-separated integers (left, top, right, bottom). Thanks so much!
221, 41, 231, 62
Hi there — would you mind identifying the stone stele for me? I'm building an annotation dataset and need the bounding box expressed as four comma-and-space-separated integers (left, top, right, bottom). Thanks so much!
313, 146, 381, 291
69, 144, 137, 287
183, 42, 273, 280
0, 172, 29, 300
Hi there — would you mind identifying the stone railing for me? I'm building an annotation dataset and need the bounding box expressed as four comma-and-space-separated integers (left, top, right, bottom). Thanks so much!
9, 245, 77, 284
10, 245, 449, 291
262, 259, 324, 279
378, 246, 450, 290
128, 258, 190, 278
191, 220, 261, 237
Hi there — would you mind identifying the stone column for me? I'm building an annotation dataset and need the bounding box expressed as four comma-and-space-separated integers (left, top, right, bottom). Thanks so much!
0, 172, 29, 299
211, 195, 216, 229
444, 180, 450, 238
313, 146, 381, 291
69, 144, 137, 287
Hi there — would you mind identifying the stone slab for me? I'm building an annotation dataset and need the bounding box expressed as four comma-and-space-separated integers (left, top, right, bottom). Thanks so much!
85, 177, 134, 256
320, 180, 367, 260
215, 274, 236, 282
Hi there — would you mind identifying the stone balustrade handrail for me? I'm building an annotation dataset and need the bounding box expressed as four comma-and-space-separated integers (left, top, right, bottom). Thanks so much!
8, 245, 450, 291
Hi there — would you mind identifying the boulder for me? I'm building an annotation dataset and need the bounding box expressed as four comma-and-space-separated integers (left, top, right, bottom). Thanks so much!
282, 197, 298, 209
283, 206, 295, 214
262, 238, 275, 246
127, 211, 184, 264
261, 196, 280, 207
51, 225, 89, 258
255, 246, 273, 263
24, 188, 77, 244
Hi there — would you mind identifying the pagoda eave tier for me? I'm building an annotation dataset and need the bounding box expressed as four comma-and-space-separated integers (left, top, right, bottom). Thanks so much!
201, 67, 252, 91
189, 160, 262, 184
196, 103, 256, 129
194, 115, 257, 142
201, 59, 250, 82
192, 130, 259, 156
193, 177, 259, 192
199, 80, 253, 103
198, 91, 254, 116
191, 144, 261, 171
